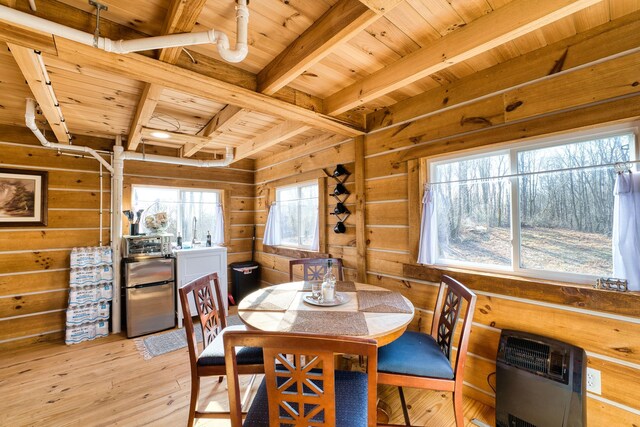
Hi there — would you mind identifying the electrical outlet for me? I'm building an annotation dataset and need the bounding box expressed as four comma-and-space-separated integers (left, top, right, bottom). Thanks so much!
586, 367, 602, 395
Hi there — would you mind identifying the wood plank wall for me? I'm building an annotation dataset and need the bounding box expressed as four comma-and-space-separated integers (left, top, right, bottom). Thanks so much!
0, 130, 255, 348
250, 79, 640, 427
253, 136, 359, 285
121, 148, 256, 288
358, 107, 640, 423
0, 128, 111, 348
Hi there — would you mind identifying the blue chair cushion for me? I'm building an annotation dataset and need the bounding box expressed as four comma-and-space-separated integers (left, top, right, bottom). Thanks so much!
378, 331, 454, 379
243, 370, 369, 427
197, 325, 263, 367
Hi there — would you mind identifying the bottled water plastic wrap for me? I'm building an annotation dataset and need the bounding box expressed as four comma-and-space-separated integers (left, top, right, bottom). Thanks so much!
70, 265, 114, 287
70, 247, 112, 268
66, 246, 113, 345
68, 285, 99, 306
66, 302, 110, 325
65, 320, 109, 344
68, 283, 113, 306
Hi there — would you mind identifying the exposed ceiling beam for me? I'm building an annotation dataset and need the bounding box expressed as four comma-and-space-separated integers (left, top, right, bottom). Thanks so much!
257, 0, 402, 95
233, 121, 312, 162
140, 127, 227, 148
366, 9, 640, 132
8, 43, 69, 143
127, 0, 208, 151
181, 105, 247, 157
356, 0, 404, 14
128, 84, 163, 151
199, 105, 246, 138
30, 36, 363, 136
324, 0, 602, 115
158, 0, 209, 64
243, 0, 403, 159
0, 1, 363, 128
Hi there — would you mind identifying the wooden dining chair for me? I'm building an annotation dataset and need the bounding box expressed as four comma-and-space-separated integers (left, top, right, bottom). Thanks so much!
224, 330, 378, 427
288, 257, 344, 281
377, 275, 477, 427
179, 273, 265, 427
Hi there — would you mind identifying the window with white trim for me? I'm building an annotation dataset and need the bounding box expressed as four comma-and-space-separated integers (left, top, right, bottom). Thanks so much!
276, 181, 319, 250
426, 124, 637, 283
132, 185, 222, 243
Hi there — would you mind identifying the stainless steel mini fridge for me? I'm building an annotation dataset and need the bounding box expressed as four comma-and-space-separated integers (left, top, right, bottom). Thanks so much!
123, 256, 176, 338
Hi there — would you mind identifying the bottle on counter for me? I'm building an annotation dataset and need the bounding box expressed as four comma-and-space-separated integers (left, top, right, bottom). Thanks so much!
321, 259, 336, 302
176, 232, 183, 249
206, 230, 212, 247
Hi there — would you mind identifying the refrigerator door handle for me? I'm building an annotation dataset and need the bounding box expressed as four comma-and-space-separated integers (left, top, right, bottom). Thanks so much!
132, 280, 173, 289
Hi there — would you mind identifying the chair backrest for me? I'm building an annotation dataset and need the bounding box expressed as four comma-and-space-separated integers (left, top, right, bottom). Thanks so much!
224, 331, 378, 427
179, 273, 227, 367
288, 258, 344, 281
430, 275, 477, 377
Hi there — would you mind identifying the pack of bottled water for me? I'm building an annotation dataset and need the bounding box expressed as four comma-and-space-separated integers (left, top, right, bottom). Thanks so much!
66, 301, 110, 325
65, 320, 109, 344
68, 283, 113, 306
70, 246, 112, 267
69, 264, 114, 286
66, 246, 113, 345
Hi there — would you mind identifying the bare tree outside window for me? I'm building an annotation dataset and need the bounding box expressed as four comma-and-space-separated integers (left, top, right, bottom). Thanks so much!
430, 131, 635, 280
277, 182, 318, 249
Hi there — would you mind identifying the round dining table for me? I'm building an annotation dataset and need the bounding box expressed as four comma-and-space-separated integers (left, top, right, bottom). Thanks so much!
237, 281, 414, 346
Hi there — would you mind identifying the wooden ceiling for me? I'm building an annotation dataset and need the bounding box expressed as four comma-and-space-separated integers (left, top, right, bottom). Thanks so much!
0, 0, 639, 161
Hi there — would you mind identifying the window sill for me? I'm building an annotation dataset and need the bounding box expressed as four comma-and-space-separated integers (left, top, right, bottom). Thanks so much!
264, 245, 328, 259
403, 263, 640, 318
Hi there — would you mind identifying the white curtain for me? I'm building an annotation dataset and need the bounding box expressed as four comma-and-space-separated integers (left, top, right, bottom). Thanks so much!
211, 203, 225, 245
417, 186, 437, 265
310, 209, 320, 251
263, 203, 281, 246
613, 171, 640, 291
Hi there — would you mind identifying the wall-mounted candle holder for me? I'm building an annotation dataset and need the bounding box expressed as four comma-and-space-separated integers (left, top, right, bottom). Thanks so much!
329, 164, 351, 233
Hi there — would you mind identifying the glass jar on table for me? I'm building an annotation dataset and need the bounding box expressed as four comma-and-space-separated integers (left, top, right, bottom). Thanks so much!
321, 259, 336, 302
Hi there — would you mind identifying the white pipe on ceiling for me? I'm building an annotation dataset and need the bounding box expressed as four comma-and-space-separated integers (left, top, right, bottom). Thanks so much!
216, 0, 249, 63
122, 146, 235, 167
25, 98, 114, 173
25, 98, 236, 335
0, 1, 249, 62
26, 98, 236, 171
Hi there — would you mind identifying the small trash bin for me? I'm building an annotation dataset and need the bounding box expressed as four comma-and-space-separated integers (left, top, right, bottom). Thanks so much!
229, 261, 261, 305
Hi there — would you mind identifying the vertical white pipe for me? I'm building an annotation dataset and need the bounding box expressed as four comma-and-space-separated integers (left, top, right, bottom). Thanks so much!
110, 140, 124, 334
110, 152, 114, 249
99, 163, 103, 246
214, 0, 249, 63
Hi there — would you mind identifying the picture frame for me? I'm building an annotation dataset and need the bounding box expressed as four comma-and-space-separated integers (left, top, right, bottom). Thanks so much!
0, 168, 48, 227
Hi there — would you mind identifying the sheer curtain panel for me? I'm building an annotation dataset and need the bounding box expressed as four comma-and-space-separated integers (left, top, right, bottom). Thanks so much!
211, 204, 225, 245
263, 203, 281, 246
417, 186, 436, 265
310, 208, 320, 251
613, 171, 640, 291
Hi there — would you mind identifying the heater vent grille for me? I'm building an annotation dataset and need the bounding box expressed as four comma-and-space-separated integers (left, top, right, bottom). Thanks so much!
508, 413, 537, 427
504, 336, 550, 374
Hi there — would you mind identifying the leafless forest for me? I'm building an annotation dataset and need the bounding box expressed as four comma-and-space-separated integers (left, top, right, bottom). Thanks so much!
434, 135, 633, 275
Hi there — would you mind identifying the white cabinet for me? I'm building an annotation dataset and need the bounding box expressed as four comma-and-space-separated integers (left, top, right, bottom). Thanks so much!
175, 246, 228, 328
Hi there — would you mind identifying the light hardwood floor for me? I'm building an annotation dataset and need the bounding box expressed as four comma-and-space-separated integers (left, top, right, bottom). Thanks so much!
0, 333, 495, 426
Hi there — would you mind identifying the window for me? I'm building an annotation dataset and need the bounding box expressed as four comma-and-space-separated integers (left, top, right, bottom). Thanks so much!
276, 182, 319, 249
426, 125, 637, 282
132, 185, 222, 243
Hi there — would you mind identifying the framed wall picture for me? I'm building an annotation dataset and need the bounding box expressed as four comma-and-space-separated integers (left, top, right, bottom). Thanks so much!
0, 168, 48, 227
